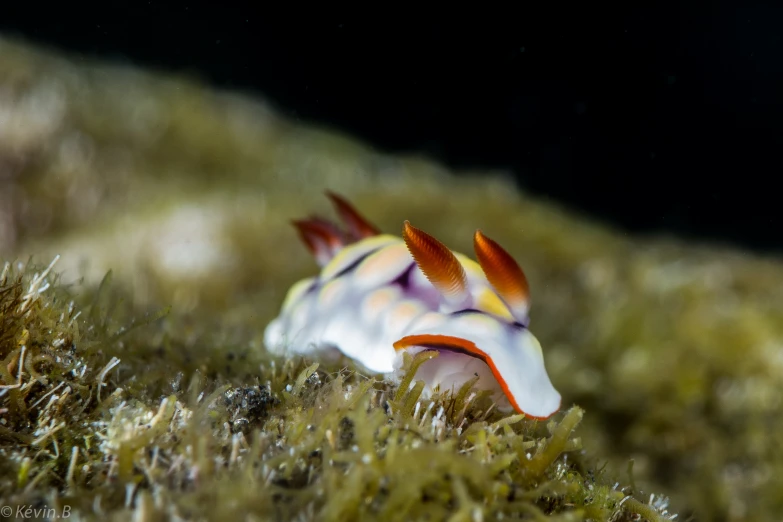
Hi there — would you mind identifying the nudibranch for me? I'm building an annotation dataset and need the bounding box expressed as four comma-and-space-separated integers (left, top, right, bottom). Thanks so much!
264, 192, 561, 419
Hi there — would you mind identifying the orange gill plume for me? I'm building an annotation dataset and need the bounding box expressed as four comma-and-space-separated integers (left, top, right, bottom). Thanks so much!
402, 221, 469, 305
292, 217, 346, 267
326, 190, 381, 240
473, 230, 530, 322
292, 191, 382, 266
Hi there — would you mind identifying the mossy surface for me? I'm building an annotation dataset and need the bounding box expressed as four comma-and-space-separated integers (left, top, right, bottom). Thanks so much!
0, 260, 663, 521
1, 36, 781, 521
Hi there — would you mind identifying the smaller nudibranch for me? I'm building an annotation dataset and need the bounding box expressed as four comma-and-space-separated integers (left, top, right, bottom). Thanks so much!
264, 192, 562, 419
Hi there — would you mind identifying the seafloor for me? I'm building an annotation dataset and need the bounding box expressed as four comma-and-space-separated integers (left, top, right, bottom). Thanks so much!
1, 37, 781, 522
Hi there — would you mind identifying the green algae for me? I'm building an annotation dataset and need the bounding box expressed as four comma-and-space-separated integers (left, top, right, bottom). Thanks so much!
0, 259, 668, 521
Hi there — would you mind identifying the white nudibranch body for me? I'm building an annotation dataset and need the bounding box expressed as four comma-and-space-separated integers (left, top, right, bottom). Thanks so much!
264, 192, 561, 419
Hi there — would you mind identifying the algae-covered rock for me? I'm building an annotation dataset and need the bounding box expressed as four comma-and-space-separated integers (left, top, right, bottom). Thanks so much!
1, 35, 780, 521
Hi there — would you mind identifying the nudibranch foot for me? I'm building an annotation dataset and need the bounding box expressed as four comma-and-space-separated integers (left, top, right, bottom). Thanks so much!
392, 344, 514, 412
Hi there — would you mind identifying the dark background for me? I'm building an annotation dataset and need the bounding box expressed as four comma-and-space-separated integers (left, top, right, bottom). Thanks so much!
2, 6, 781, 252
